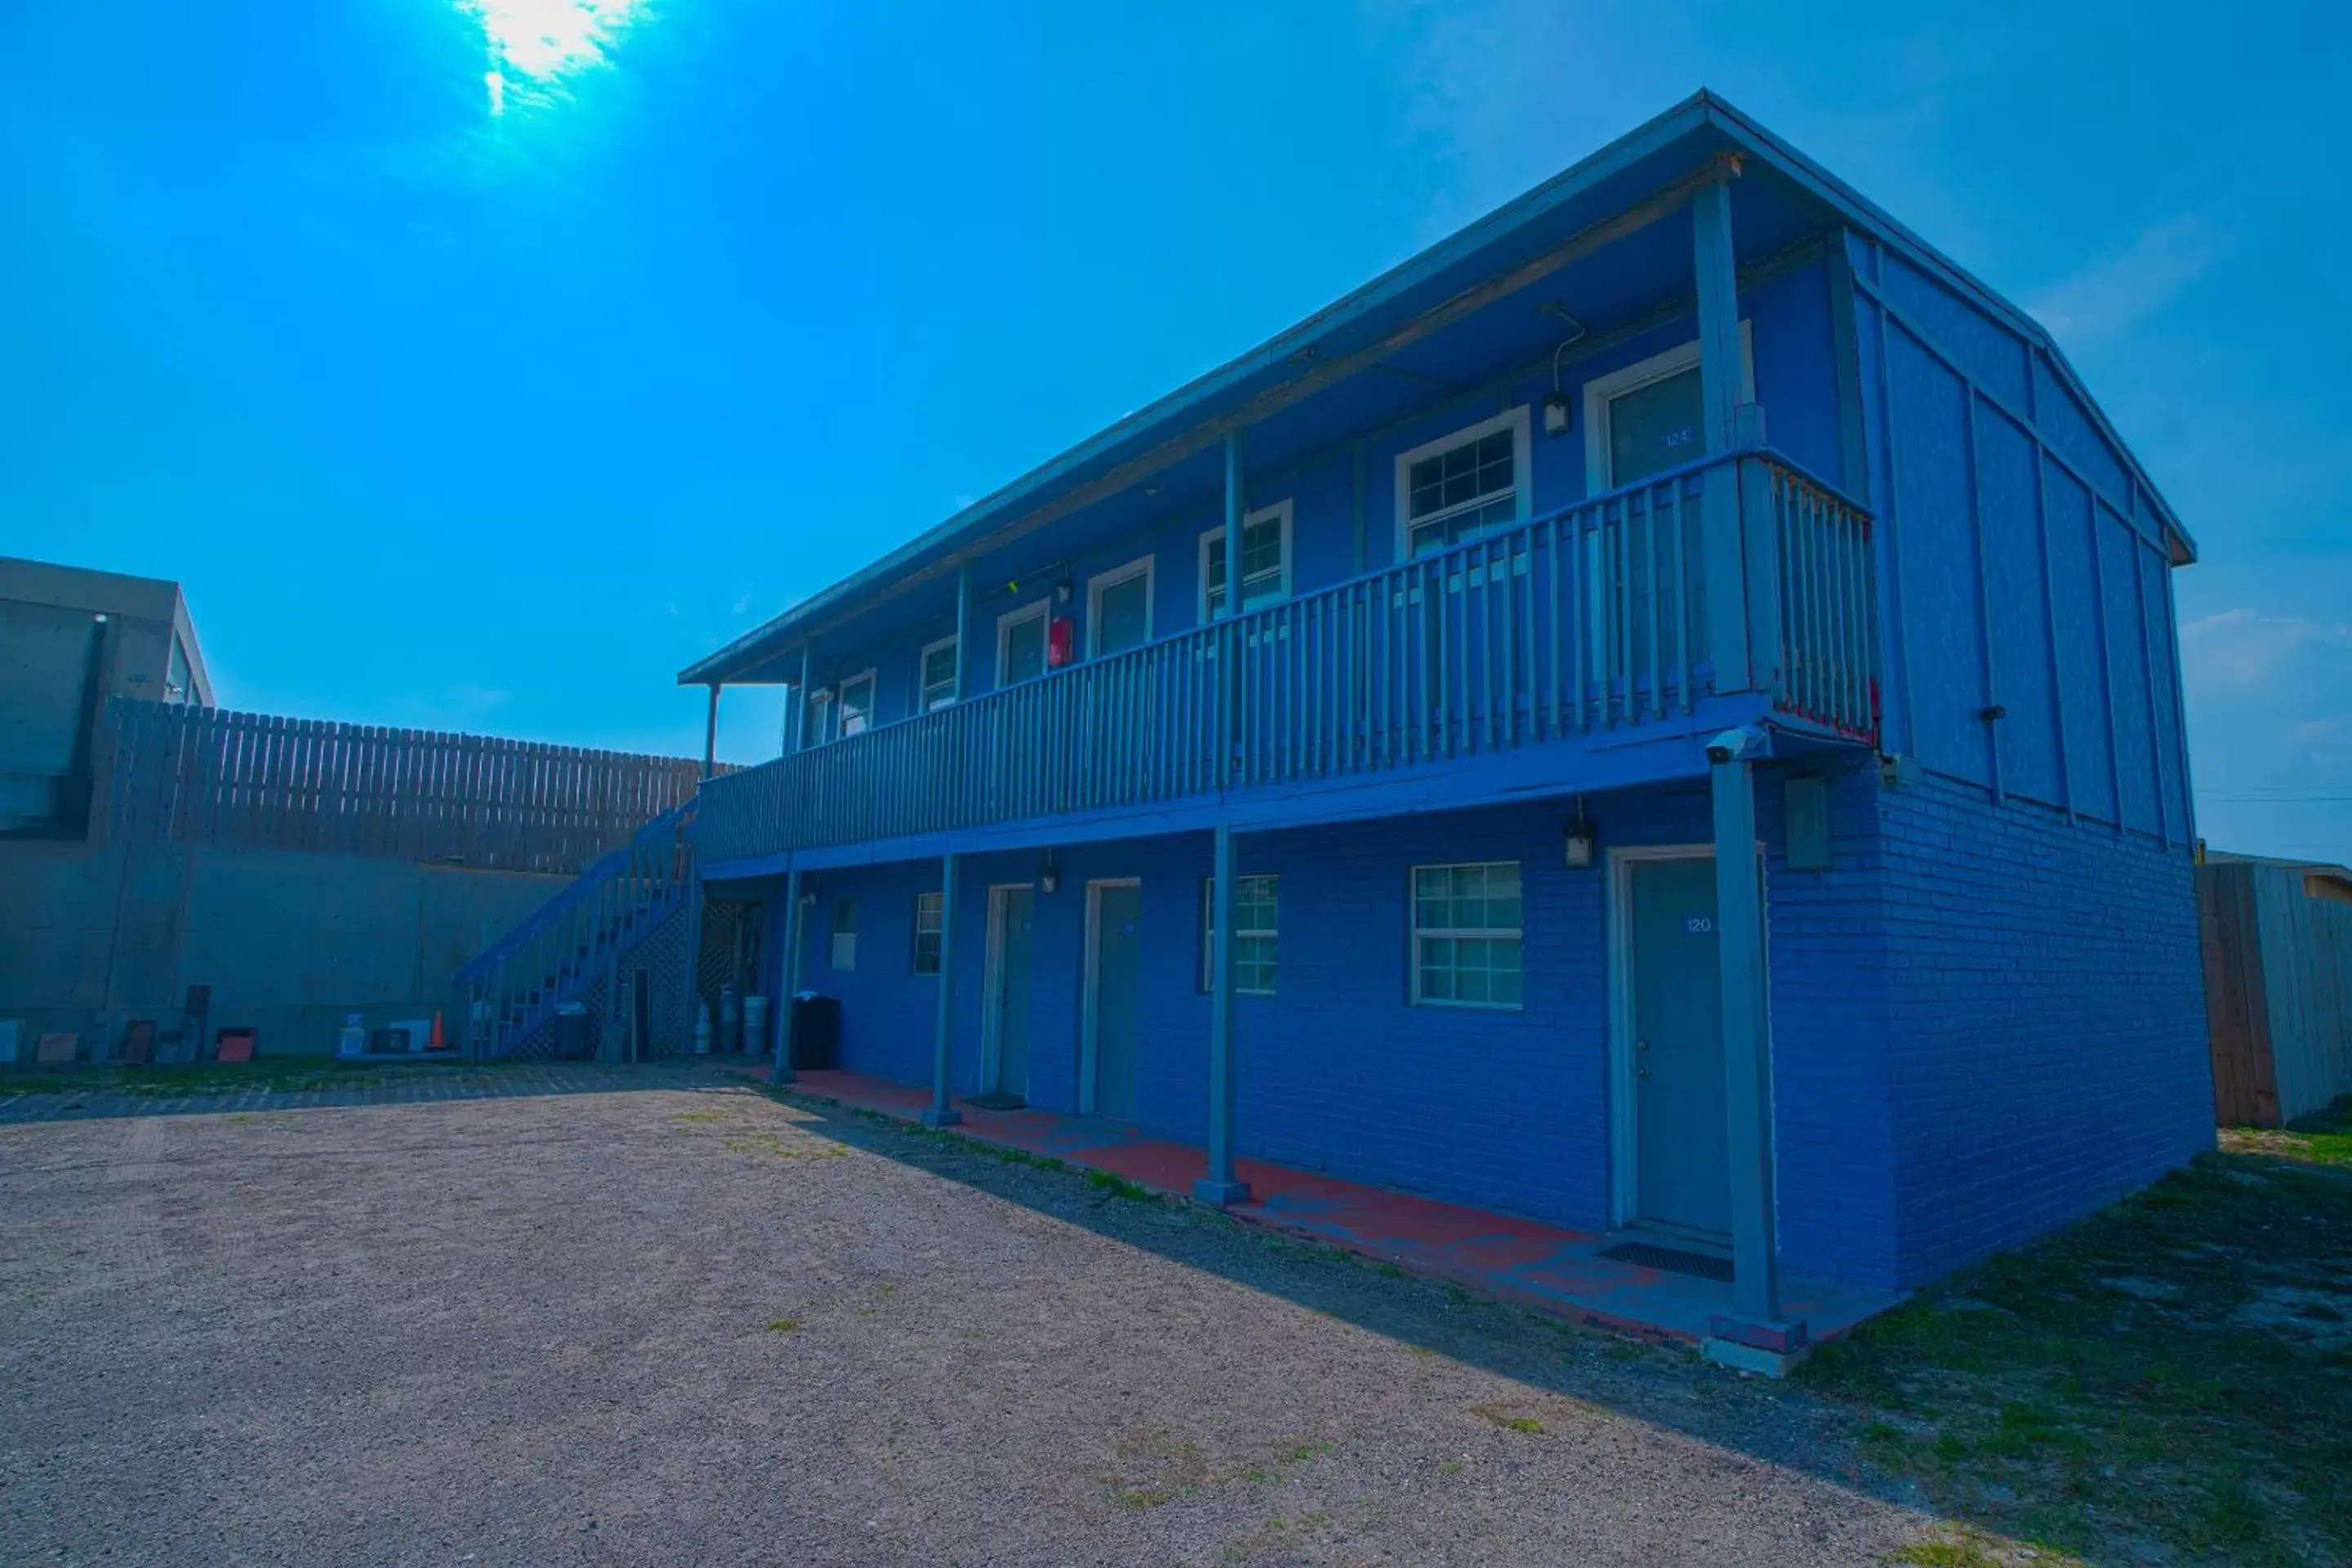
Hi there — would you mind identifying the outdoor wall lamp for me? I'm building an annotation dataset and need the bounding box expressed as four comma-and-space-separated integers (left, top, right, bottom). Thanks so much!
1040, 850, 1060, 894
1542, 391, 1574, 439
1541, 300, 1587, 439
1562, 798, 1595, 870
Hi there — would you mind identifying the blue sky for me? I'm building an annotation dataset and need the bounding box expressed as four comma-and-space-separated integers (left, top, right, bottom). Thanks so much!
3, 1, 2347, 861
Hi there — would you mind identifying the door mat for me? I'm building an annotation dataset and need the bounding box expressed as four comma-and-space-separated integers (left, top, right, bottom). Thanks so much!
1597, 1241, 1735, 1283
964, 1092, 1027, 1111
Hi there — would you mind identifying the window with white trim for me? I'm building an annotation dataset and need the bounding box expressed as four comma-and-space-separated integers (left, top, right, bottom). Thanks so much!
919, 636, 958, 711
1200, 501, 1291, 620
1396, 408, 1529, 559
801, 687, 833, 750
1583, 325, 1753, 492
836, 669, 877, 738
1087, 557, 1154, 657
1410, 862, 1522, 1009
1199, 875, 1277, 995
831, 898, 858, 971
912, 891, 943, 974
998, 599, 1049, 687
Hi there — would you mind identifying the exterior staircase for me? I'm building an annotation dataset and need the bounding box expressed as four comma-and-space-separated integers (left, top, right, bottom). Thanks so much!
452, 800, 698, 1058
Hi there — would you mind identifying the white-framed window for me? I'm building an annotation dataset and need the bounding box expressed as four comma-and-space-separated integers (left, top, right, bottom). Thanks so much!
919, 635, 959, 711
1200, 874, 1278, 995
912, 891, 943, 974
1086, 556, 1155, 657
1200, 501, 1292, 621
1410, 862, 1522, 1009
836, 668, 877, 738
831, 897, 858, 971
1394, 405, 1531, 560
1582, 323, 1754, 493
996, 598, 1049, 688
801, 686, 835, 750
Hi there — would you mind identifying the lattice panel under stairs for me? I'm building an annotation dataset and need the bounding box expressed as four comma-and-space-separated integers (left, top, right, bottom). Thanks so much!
692, 899, 766, 1052
505, 901, 693, 1061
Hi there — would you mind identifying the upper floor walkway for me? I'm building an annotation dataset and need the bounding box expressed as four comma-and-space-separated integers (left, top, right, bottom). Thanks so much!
696, 445, 1873, 873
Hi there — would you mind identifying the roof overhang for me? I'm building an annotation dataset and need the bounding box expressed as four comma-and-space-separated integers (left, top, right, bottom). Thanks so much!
682, 90, 2194, 686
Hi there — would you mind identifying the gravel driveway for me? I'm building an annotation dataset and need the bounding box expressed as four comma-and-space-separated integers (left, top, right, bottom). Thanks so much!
0, 1069, 1954, 1566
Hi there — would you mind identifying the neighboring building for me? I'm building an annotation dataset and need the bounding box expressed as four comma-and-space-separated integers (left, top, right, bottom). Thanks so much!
657, 94, 2208, 1329
0, 556, 713, 1061
2198, 852, 2352, 1127
0, 556, 212, 837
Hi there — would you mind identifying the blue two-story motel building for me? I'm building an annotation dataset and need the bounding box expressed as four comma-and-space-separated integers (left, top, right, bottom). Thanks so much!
679, 94, 2212, 1344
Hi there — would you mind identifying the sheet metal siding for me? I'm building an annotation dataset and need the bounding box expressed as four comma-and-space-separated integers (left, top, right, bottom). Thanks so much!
1848, 235, 2190, 841
2249, 864, 2352, 1123
1878, 772, 2210, 1288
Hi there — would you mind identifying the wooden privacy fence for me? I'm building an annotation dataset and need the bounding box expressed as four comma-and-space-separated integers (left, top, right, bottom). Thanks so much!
102, 699, 714, 876
2198, 857, 2352, 1127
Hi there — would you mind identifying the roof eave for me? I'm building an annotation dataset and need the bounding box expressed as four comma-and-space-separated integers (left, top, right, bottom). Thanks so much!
678, 92, 1731, 686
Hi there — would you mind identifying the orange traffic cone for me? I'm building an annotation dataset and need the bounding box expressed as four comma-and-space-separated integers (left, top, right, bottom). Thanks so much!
428, 1010, 446, 1052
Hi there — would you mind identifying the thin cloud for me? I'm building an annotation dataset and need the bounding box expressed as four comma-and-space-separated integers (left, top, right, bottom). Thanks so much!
2029, 215, 2232, 356
2181, 608, 2352, 694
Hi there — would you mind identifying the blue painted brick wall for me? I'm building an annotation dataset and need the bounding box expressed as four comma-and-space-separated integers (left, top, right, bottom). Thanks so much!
1873, 771, 2212, 1287
759, 760, 2206, 1297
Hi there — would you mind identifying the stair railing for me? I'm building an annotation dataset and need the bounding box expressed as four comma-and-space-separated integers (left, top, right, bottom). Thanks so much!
452, 800, 697, 1058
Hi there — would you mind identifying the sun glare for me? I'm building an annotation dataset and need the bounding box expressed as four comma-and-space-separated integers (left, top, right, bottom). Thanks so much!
462, 0, 643, 115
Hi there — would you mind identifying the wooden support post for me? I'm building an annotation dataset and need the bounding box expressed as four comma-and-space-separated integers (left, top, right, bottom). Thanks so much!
679, 869, 705, 1055
773, 867, 801, 1082
953, 564, 972, 701
1691, 177, 1753, 692
1704, 728, 1804, 1372
701, 684, 719, 780
790, 644, 812, 755
1217, 431, 1244, 788
923, 851, 962, 1126
1194, 822, 1250, 1205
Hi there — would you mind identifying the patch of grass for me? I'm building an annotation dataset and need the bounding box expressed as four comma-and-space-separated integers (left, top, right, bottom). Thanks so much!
2220, 1094, 2352, 1171
1471, 1401, 1547, 1436
1889, 1537, 2001, 1568
1802, 1148, 2352, 1565
723, 1132, 847, 1160
764, 1317, 801, 1334
671, 1106, 736, 1124
1083, 1169, 1153, 1203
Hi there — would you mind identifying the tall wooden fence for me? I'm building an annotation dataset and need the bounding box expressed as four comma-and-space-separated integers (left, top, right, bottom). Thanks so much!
101, 699, 715, 877
2198, 857, 2352, 1127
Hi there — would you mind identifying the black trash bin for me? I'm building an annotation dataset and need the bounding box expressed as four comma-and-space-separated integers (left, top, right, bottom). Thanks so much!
550, 1004, 594, 1061
787, 996, 840, 1070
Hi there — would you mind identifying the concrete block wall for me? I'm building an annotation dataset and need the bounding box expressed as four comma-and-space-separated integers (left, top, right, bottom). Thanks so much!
1875, 771, 2212, 1286
0, 840, 566, 1057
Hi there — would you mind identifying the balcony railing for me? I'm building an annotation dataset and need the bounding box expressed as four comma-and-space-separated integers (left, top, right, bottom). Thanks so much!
697, 450, 1873, 864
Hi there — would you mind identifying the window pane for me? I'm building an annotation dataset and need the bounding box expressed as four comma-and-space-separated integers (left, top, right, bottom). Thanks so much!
839, 676, 875, 736
1241, 519, 1283, 578
1096, 572, 1150, 654
921, 644, 958, 709
1004, 612, 1045, 684
1607, 366, 1704, 487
